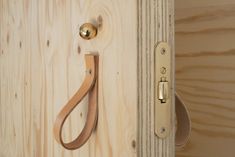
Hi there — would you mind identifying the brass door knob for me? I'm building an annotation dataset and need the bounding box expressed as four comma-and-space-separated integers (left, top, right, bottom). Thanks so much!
79, 23, 97, 40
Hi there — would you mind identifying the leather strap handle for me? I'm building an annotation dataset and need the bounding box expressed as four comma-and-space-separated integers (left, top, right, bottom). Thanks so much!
53, 54, 189, 150
53, 54, 98, 150
175, 93, 191, 149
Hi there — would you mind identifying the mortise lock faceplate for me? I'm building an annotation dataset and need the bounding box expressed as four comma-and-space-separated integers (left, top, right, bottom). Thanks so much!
155, 42, 172, 138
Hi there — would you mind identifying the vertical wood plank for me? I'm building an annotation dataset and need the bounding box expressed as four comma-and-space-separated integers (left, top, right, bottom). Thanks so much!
175, 0, 235, 157
0, 0, 138, 157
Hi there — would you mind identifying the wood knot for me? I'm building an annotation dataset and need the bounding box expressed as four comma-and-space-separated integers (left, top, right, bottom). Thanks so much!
47, 40, 50, 47
131, 140, 136, 149
7, 32, 10, 44
97, 15, 103, 29
77, 45, 81, 54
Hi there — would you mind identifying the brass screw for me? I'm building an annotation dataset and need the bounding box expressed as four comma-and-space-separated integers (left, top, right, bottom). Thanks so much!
161, 48, 166, 55
160, 67, 166, 74
85, 69, 92, 75
160, 127, 166, 133
79, 23, 97, 40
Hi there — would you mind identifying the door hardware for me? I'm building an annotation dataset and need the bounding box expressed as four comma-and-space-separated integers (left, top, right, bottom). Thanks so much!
154, 42, 171, 138
158, 77, 169, 103
79, 23, 98, 40
53, 54, 99, 150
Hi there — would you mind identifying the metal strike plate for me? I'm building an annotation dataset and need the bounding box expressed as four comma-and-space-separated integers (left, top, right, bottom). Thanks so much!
154, 42, 172, 138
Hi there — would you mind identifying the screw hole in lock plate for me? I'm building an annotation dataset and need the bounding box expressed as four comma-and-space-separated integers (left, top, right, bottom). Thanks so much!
154, 42, 172, 138
160, 67, 167, 74
160, 127, 166, 133
161, 48, 166, 55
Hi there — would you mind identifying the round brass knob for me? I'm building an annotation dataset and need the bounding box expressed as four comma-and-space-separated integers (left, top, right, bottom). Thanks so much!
79, 23, 97, 40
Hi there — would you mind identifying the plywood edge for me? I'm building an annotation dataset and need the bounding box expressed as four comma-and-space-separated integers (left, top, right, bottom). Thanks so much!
137, 0, 175, 156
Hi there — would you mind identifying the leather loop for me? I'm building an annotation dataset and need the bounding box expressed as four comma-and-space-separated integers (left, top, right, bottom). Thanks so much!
175, 93, 191, 149
53, 54, 190, 150
53, 54, 98, 150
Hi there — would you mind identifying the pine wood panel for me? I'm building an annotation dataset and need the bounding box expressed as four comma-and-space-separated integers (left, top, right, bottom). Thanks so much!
0, 0, 175, 157
175, 0, 235, 157
0, 0, 137, 156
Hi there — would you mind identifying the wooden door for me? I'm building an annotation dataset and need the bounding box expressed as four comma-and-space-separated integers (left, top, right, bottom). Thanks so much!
0, 0, 175, 157
175, 0, 235, 157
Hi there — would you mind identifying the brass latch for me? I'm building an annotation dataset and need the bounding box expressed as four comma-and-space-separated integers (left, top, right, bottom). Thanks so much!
158, 77, 169, 103
155, 42, 172, 138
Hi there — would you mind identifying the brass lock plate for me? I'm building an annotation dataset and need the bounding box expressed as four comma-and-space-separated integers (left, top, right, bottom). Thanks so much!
154, 42, 172, 138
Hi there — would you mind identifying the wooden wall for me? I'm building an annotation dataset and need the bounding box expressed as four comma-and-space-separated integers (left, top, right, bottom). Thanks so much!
175, 0, 235, 157
0, 0, 175, 157
0, 0, 138, 156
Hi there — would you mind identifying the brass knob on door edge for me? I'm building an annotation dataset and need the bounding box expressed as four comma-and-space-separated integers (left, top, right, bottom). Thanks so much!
79, 23, 97, 40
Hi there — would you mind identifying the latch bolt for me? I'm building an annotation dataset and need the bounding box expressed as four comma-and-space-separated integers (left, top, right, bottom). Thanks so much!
158, 77, 169, 103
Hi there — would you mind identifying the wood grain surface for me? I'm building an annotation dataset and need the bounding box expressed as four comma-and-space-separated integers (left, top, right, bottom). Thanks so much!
0, 0, 175, 157
0, 0, 137, 156
175, 0, 235, 157
137, 0, 175, 157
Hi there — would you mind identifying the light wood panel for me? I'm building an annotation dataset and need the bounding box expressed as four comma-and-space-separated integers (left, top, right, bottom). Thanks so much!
0, 0, 137, 156
175, 0, 235, 157
0, 0, 175, 157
